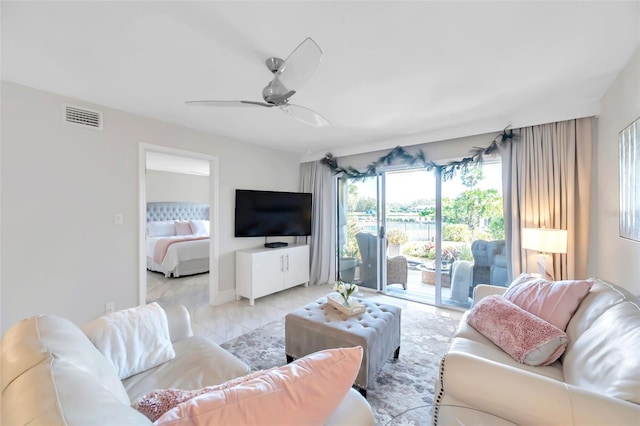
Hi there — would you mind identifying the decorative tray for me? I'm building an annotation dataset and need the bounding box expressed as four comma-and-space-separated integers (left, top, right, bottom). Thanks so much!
327, 293, 366, 316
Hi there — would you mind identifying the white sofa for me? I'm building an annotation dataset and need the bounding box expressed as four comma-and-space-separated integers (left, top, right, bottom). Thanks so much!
1, 304, 374, 425
433, 279, 640, 425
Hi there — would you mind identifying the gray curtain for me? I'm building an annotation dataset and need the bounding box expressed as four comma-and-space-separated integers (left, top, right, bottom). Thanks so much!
297, 161, 336, 285
500, 117, 594, 281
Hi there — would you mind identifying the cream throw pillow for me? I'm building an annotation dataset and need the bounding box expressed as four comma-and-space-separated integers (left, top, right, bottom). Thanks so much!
189, 220, 209, 236
83, 302, 176, 380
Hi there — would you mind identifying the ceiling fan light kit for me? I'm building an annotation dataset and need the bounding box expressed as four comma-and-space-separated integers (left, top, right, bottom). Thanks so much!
261, 77, 295, 105
186, 37, 329, 127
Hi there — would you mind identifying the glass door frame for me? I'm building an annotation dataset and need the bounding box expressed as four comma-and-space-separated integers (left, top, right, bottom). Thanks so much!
336, 166, 460, 309
336, 160, 503, 311
377, 166, 449, 304
378, 172, 387, 295
335, 174, 384, 293
434, 166, 443, 305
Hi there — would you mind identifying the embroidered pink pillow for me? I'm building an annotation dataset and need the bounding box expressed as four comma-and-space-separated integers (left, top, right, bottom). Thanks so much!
468, 295, 568, 366
504, 274, 594, 330
151, 346, 363, 425
134, 368, 274, 421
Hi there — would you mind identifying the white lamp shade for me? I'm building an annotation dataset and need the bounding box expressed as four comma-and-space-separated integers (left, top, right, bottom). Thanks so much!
521, 228, 568, 254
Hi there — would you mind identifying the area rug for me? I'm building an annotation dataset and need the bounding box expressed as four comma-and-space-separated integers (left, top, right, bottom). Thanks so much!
221, 305, 459, 425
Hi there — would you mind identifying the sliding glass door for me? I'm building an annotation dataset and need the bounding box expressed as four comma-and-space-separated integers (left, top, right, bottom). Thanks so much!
337, 175, 383, 291
335, 169, 445, 297
381, 168, 450, 304
336, 161, 503, 310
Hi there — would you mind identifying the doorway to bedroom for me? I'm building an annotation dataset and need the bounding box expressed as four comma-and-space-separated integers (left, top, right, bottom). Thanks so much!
139, 144, 219, 313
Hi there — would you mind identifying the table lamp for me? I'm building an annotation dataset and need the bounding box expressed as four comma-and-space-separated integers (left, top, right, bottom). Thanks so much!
521, 228, 567, 281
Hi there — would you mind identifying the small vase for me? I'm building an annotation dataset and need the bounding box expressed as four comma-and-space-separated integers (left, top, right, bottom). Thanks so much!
342, 297, 351, 307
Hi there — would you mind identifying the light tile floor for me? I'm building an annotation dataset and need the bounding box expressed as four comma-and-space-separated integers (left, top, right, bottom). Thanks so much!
147, 271, 464, 345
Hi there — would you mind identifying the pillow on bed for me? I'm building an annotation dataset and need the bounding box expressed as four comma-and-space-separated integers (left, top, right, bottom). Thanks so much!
147, 221, 177, 237
174, 221, 193, 236
189, 219, 210, 236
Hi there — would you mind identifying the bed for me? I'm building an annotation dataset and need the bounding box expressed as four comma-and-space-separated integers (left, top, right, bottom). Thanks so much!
146, 202, 210, 278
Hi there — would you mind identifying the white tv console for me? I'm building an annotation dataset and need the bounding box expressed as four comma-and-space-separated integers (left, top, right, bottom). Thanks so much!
235, 244, 310, 305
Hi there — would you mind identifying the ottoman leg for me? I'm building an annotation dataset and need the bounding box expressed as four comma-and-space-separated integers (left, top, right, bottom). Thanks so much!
394, 346, 400, 359
286, 354, 294, 364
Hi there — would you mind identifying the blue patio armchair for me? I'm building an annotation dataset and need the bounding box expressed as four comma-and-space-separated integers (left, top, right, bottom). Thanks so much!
470, 239, 508, 295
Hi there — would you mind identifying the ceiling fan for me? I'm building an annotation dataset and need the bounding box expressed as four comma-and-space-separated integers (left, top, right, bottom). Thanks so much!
186, 37, 329, 127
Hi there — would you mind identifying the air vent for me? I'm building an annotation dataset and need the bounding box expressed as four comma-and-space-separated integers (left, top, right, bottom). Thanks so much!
63, 105, 102, 129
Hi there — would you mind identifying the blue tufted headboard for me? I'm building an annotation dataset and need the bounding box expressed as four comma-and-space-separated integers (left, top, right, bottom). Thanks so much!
146, 202, 209, 222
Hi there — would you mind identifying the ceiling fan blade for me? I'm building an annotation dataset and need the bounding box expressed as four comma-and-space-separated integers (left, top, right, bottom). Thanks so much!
185, 100, 274, 108
279, 104, 330, 127
276, 37, 322, 92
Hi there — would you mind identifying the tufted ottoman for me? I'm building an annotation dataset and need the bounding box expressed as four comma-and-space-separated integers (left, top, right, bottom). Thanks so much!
285, 296, 401, 397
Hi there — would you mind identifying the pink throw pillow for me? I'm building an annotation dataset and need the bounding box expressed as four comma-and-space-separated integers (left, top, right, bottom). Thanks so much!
504, 274, 594, 330
468, 295, 568, 366
152, 346, 363, 426
134, 369, 274, 421
174, 221, 193, 236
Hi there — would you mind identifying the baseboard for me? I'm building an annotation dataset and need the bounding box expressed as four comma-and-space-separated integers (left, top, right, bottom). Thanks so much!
211, 289, 236, 306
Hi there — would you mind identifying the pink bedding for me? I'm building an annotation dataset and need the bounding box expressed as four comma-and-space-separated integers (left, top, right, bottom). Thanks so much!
153, 236, 208, 264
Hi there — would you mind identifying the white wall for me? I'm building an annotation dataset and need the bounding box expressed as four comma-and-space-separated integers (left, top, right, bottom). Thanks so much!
0, 82, 300, 333
145, 170, 209, 203
592, 47, 640, 296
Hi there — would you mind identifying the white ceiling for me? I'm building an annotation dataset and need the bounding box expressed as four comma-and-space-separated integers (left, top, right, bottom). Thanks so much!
2, 1, 639, 160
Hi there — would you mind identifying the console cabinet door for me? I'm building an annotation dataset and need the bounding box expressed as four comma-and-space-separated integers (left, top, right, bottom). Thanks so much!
236, 245, 310, 305
284, 245, 310, 288
251, 250, 285, 298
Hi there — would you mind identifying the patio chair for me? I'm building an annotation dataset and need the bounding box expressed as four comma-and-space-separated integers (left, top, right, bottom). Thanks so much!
470, 239, 507, 295
356, 232, 408, 290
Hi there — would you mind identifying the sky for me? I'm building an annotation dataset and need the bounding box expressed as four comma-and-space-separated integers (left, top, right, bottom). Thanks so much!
355, 161, 502, 204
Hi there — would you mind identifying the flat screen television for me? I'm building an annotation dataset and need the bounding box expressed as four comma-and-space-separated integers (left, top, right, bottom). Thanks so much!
235, 189, 312, 237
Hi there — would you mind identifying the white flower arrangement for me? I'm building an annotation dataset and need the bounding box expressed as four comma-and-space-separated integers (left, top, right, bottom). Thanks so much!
333, 280, 358, 306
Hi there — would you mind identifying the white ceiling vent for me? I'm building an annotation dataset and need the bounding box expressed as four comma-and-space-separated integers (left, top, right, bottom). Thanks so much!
63, 105, 102, 129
